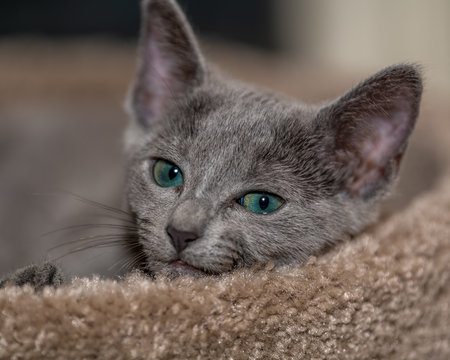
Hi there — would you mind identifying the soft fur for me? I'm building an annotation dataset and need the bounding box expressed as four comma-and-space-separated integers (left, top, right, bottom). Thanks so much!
1, 175, 449, 359
124, 0, 423, 276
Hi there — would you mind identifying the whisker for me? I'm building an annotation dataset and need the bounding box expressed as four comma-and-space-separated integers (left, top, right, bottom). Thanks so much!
108, 250, 147, 272
123, 254, 147, 272
41, 223, 140, 238
47, 233, 140, 252
34, 190, 153, 230
49, 241, 132, 262
49, 235, 144, 260
33, 190, 152, 272
74, 247, 128, 271
34, 190, 132, 218
82, 212, 137, 225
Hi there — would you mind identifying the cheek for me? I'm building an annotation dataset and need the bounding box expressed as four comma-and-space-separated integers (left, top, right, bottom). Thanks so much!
126, 164, 177, 220
205, 215, 276, 264
224, 211, 308, 262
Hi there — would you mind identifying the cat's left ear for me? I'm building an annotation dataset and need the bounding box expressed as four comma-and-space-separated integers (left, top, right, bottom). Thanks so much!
318, 64, 423, 198
131, 0, 206, 127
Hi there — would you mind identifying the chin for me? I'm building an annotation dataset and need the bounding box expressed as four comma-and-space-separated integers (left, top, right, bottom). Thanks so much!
167, 260, 208, 277
144, 258, 208, 278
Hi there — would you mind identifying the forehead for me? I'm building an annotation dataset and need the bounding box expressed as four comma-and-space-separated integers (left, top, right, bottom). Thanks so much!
150, 85, 319, 195
167, 86, 312, 149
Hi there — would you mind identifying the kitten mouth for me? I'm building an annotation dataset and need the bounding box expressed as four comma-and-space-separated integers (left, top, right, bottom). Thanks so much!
169, 260, 207, 276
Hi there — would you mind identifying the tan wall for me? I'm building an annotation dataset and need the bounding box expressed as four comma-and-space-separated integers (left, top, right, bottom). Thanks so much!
275, 0, 450, 92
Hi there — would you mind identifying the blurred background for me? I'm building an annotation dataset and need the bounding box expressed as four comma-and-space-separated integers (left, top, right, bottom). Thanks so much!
1, 0, 449, 278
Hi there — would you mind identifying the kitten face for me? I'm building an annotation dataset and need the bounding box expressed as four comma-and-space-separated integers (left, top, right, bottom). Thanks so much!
125, 0, 422, 276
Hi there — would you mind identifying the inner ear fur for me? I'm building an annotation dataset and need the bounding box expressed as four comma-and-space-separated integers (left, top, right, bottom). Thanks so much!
131, 0, 206, 127
318, 64, 423, 198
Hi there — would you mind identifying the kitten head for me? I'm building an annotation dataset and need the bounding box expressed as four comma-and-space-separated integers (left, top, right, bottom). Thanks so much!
125, 0, 422, 276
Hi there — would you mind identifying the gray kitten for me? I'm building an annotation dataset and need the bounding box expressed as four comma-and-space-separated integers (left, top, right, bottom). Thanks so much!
1, 0, 422, 286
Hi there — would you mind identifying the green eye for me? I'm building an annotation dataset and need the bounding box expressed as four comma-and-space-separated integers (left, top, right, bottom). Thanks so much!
238, 192, 284, 214
152, 159, 183, 188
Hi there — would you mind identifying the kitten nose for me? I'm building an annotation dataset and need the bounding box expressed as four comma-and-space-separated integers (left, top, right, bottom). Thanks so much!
166, 225, 198, 253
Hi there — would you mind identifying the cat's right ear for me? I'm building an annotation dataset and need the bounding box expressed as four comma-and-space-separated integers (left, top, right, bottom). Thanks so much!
130, 0, 206, 127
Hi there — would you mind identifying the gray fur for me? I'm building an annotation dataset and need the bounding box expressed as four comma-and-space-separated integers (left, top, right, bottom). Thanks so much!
124, 0, 422, 276
0, 262, 64, 290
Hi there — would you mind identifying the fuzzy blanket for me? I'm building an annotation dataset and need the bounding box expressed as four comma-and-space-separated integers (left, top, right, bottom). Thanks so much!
1, 175, 449, 359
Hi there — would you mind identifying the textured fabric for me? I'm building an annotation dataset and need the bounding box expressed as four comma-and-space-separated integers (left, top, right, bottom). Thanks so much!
1, 175, 449, 359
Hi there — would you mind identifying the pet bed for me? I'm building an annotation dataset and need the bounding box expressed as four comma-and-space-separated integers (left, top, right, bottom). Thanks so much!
1, 174, 449, 359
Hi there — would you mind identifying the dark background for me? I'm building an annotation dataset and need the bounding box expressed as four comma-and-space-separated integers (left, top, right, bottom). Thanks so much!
0, 0, 277, 49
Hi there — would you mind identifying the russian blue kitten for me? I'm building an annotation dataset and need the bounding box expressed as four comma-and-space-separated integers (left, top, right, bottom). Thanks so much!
1, 0, 422, 286
124, 0, 422, 276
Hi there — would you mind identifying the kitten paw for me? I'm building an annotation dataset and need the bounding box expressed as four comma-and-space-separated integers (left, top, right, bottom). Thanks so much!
0, 262, 64, 291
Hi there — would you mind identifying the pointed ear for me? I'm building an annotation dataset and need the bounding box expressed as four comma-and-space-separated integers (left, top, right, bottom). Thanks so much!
131, 0, 206, 127
319, 64, 423, 198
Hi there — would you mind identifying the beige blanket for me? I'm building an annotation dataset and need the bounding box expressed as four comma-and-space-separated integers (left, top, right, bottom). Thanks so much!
1, 175, 449, 359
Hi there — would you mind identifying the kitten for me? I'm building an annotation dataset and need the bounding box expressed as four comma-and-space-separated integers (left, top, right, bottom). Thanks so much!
0, 0, 422, 286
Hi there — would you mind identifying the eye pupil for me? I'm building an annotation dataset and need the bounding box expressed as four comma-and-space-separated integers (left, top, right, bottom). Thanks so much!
259, 195, 269, 210
168, 166, 179, 180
